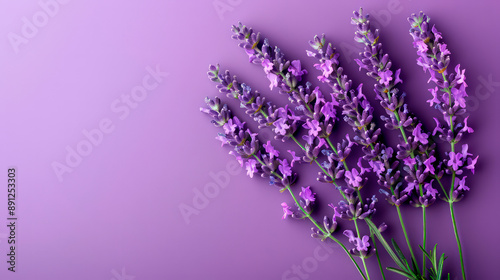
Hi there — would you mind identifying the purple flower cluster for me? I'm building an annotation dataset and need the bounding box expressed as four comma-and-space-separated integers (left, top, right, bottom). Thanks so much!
201, 96, 342, 244
209, 52, 358, 192
231, 24, 379, 194
200, 96, 296, 188
208, 62, 369, 231
232, 22, 317, 118
208, 65, 300, 139
330, 194, 377, 221
343, 230, 375, 258
281, 186, 317, 219
408, 12, 478, 202
307, 34, 411, 207
351, 9, 441, 207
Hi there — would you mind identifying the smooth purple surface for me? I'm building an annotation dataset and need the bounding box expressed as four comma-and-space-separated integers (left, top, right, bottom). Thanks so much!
0, 0, 499, 279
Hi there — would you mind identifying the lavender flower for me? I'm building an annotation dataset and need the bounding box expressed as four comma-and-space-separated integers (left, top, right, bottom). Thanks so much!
288, 150, 301, 167
245, 159, 258, 178
281, 202, 293, 219
331, 193, 378, 221
299, 186, 316, 204
279, 159, 292, 177
408, 12, 478, 202
288, 60, 307, 81
344, 230, 375, 258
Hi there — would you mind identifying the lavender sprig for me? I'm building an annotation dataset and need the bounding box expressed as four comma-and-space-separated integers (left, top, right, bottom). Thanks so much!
232, 22, 315, 117
408, 13, 477, 202
408, 12, 477, 280
201, 96, 367, 279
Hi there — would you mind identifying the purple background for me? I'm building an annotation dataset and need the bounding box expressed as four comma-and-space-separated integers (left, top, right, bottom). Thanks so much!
0, 0, 499, 279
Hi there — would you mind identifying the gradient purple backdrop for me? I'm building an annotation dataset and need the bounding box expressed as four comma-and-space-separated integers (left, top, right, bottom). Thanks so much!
0, 0, 498, 279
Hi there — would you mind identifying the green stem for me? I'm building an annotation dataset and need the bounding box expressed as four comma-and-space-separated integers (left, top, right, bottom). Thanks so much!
422, 206, 427, 277
365, 218, 413, 276
287, 186, 366, 280
370, 229, 386, 280
294, 134, 372, 279
449, 202, 466, 280
389, 92, 426, 274
396, 205, 418, 273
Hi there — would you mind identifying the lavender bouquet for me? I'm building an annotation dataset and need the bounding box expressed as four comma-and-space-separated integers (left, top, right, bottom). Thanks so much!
201, 8, 477, 280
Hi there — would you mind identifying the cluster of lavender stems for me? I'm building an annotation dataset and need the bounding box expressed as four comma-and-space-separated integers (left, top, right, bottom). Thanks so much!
208, 64, 380, 278
408, 12, 477, 280
200, 96, 367, 279
201, 8, 477, 280
351, 8, 451, 277
306, 34, 429, 277
227, 21, 426, 280
230, 24, 399, 278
